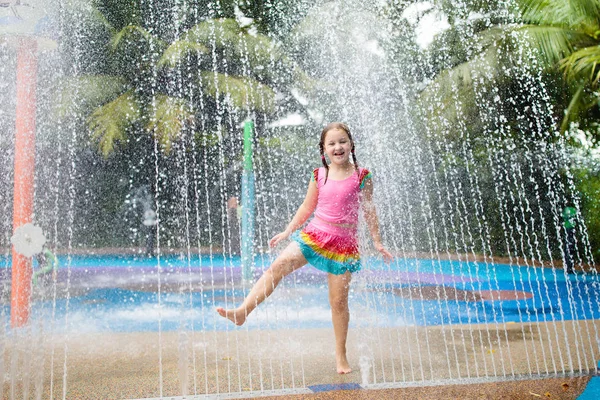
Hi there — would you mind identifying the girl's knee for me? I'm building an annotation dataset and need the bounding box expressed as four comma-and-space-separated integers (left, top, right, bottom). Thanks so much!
270, 252, 302, 277
329, 296, 349, 314
268, 259, 293, 280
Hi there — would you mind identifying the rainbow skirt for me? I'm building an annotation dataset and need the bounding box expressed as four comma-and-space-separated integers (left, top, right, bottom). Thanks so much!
292, 223, 360, 275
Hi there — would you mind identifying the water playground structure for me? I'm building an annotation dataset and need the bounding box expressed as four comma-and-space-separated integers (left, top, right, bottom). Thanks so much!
1, 0, 600, 399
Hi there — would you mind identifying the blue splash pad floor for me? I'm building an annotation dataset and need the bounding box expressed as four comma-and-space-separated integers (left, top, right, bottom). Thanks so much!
1, 255, 599, 333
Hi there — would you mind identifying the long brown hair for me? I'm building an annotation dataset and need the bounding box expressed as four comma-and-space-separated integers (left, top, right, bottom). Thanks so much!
318, 122, 359, 184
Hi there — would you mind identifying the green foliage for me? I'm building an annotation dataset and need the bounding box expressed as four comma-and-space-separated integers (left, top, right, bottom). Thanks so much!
573, 168, 600, 259
415, 0, 600, 259
518, 0, 600, 37
199, 71, 275, 112
422, 0, 600, 137
54, 75, 128, 119
561, 85, 586, 133
516, 25, 583, 67
93, 0, 142, 32
146, 95, 195, 153
110, 24, 165, 52
516, 0, 600, 133
562, 45, 600, 85
89, 3, 118, 35
186, 18, 276, 62
88, 91, 141, 156
158, 38, 209, 68
45, 0, 316, 248
423, 41, 501, 94
434, 0, 507, 22
158, 18, 281, 75
58, 3, 307, 157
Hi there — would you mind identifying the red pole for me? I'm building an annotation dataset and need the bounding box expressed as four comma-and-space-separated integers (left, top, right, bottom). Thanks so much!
11, 37, 38, 328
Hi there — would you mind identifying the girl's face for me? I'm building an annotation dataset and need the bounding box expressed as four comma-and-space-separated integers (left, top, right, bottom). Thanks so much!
324, 128, 352, 166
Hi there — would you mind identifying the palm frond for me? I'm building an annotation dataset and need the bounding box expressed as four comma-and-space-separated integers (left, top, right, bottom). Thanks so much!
146, 95, 195, 153
200, 72, 276, 113
54, 75, 128, 119
561, 45, 600, 85
88, 91, 141, 156
183, 18, 280, 68
110, 25, 165, 52
424, 23, 584, 96
239, 34, 282, 69
480, 24, 591, 70
560, 84, 585, 132
291, 66, 325, 94
424, 16, 597, 96
89, 6, 116, 35
518, 0, 558, 25
517, 0, 600, 35
556, 0, 600, 30
181, 18, 245, 53
425, 42, 502, 94
514, 25, 582, 67
158, 39, 209, 67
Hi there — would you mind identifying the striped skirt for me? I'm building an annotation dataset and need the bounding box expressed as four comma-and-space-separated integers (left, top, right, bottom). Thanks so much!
292, 219, 360, 275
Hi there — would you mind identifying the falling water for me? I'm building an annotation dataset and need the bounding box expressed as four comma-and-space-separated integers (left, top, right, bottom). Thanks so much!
1, 0, 600, 398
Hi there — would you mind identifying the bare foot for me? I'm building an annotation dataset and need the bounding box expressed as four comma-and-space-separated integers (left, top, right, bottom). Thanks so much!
336, 356, 352, 374
216, 307, 246, 326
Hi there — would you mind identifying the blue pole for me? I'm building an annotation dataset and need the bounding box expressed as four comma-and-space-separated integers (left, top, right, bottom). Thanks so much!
241, 120, 255, 280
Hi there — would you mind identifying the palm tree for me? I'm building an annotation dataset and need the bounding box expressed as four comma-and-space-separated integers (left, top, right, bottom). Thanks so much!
518, 0, 600, 132
421, 0, 600, 134
58, 0, 310, 156
47, 0, 317, 248
412, 0, 600, 259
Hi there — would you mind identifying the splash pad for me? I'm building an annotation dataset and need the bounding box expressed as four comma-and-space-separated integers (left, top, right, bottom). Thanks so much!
1, 253, 599, 398
1, 0, 600, 398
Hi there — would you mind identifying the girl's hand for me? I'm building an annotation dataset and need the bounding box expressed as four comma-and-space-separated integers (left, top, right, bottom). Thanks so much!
375, 242, 393, 264
269, 231, 291, 248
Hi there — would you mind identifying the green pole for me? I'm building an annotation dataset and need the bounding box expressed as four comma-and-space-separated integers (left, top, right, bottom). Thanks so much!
244, 120, 253, 171
241, 120, 255, 280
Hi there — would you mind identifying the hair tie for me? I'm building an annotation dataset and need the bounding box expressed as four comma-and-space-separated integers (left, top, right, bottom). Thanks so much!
321, 155, 325, 160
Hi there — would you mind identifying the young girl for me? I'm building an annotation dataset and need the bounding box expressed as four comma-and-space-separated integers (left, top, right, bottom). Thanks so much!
217, 122, 393, 374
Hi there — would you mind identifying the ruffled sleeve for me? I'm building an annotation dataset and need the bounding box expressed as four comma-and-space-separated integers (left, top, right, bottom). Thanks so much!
359, 168, 372, 189
310, 168, 319, 183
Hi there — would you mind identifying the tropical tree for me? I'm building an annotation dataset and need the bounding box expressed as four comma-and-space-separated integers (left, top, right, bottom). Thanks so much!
411, 0, 600, 259
48, 0, 316, 248
421, 0, 600, 135
57, 0, 311, 157
518, 0, 600, 133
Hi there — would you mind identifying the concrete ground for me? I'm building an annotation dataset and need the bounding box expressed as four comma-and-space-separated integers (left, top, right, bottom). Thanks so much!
2, 320, 599, 399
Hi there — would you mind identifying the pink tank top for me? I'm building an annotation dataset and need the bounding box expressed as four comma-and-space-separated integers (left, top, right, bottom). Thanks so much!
311, 166, 372, 227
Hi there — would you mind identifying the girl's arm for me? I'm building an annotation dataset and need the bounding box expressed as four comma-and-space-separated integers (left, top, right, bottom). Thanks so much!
269, 179, 318, 248
361, 178, 393, 263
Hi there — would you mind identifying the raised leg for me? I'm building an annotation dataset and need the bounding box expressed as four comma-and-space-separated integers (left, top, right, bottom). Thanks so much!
328, 271, 352, 374
216, 242, 307, 325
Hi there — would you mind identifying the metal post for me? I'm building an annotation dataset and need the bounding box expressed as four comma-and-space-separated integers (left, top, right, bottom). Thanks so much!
241, 120, 255, 281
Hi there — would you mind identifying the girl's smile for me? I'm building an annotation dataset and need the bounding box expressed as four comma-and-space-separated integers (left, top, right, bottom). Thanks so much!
325, 128, 353, 166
